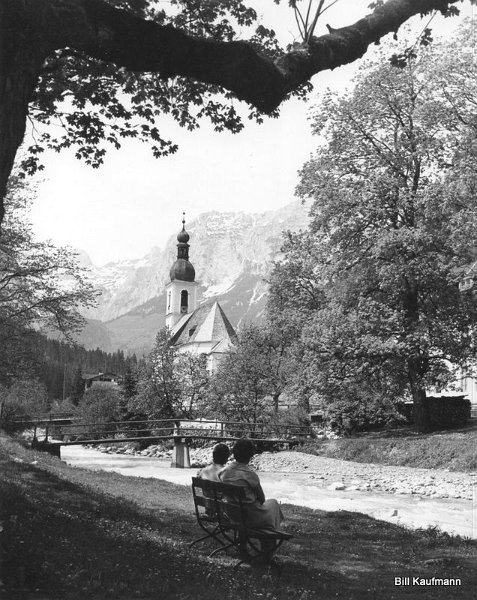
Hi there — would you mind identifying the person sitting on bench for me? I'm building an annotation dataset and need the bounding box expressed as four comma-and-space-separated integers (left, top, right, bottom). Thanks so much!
219, 438, 284, 533
197, 443, 230, 481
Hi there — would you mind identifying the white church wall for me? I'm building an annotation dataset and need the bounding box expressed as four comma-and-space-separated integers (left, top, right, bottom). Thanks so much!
165, 279, 198, 329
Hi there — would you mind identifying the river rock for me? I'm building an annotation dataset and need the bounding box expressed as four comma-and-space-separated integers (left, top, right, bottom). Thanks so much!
328, 482, 346, 491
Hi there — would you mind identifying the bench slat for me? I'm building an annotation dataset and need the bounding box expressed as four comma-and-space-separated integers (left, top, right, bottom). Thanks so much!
192, 477, 246, 499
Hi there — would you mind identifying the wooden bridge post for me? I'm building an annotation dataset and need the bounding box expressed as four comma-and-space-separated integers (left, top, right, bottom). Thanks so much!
171, 437, 191, 468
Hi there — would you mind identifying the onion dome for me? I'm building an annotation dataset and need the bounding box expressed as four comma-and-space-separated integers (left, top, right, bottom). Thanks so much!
177, 227, 190, 244
170, 259, 195, 282
170, 214, 195, 282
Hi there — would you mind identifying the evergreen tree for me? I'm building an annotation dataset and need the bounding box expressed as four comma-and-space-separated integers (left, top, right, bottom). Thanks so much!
70, 366, 84, 407
122, 359, 138, 401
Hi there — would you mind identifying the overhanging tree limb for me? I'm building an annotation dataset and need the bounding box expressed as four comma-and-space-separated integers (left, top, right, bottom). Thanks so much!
8, 0, 461, 113
0, 0, 464, 227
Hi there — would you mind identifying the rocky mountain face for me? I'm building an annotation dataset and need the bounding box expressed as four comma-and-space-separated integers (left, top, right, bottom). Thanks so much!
78, 201, 309, 354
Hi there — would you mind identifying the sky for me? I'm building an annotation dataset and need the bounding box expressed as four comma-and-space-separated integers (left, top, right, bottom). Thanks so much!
26, 0, 475, 266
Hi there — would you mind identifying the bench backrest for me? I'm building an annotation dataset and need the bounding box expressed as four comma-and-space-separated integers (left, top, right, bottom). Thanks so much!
191, 476, 247, 530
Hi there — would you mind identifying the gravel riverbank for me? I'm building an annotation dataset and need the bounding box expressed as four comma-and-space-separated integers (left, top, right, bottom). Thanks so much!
93, 443, 475, 501
252, 451, 475, 501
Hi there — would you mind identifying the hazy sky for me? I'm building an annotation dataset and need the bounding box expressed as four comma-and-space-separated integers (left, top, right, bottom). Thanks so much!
26, 1, 474, 266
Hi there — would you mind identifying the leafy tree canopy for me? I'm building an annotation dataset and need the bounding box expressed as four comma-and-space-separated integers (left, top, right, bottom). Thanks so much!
269, 25, 477, 432
78, 385, 122, 426
208, 322, 300, 422
130, 327, 209, 419
0, 178, 98, 383
0, 378, 50, 422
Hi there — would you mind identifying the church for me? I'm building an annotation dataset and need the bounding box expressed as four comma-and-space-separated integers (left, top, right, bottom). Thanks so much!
165, 217, 237, 370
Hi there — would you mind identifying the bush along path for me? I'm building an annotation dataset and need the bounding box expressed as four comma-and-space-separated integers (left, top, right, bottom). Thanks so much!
1, 434, 476, 600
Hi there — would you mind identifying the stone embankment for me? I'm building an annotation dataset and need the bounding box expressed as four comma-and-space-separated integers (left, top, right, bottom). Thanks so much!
93, 443, 475, 502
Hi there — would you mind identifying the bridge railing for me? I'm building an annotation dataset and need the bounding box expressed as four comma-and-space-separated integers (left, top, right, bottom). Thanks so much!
27, 418, 313, 445
171, 420, 312, 441
46, 418, 178, 443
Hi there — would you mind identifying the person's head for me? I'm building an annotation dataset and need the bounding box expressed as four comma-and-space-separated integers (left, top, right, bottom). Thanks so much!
232, 439, 256, 464
212, 443, 230, 466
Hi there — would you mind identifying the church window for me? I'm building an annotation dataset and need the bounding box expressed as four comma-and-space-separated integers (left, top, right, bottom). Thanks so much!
189, 326, 197, 338
167, 291, 171, 312
180, 290, 188, 313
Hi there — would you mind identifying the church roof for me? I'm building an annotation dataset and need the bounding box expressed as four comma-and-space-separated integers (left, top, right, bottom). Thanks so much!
169, 301, 237, 348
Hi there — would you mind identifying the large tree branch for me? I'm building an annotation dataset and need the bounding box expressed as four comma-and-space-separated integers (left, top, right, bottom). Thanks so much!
0, 0, 463, 230
7, 0, 461, 113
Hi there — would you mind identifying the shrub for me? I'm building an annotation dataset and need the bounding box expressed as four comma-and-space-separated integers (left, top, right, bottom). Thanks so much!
313, 391, 405, 435
427, 396, 471, 430
0, 379, 50, 432
74, 387, 122, 439
398, 396, 471, 430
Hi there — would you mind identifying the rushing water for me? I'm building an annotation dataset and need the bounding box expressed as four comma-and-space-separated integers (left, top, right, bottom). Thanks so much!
61, 445, 475, 539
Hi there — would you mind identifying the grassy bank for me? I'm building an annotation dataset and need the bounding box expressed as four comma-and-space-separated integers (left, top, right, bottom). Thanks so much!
1, 435, 476, 599
302, 427, 477, 472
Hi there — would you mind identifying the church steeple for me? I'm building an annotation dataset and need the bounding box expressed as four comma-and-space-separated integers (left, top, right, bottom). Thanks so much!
170, 213, 195, 282
165, 214, 198, 329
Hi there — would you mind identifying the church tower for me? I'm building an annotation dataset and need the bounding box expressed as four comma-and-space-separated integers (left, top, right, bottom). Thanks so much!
165, 215, 198, 330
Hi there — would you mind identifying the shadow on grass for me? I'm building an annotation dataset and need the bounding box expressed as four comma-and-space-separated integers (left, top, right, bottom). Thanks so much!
1, 439, 476, 600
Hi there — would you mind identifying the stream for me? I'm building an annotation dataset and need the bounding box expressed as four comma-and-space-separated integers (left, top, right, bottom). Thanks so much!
61, 445, 475, 539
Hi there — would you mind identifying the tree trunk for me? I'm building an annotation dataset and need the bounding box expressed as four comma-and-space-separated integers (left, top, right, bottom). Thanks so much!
273, 393, 280, 414
401, 273, 432, 432
407, 357, 431, 433
0, 3, 48, 228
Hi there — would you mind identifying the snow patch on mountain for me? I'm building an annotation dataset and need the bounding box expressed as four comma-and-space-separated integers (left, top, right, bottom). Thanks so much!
203, 277, 236, 298
250, 282, 267, 305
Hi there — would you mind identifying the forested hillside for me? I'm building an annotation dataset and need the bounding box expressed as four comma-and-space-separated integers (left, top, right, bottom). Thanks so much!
38, 336, 133, 402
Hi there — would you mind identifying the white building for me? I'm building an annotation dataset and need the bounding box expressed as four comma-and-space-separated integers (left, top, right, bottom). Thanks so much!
456, 261, 477, 414
457, 367, 477, 408
165, 217, 236, 369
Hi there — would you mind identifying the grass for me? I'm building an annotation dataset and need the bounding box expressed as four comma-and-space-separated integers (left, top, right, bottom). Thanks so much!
301, 425, 477, 471
1, 434, 476, 600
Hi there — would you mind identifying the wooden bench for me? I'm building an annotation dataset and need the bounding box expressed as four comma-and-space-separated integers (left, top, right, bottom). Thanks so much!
191, 477, 292, 565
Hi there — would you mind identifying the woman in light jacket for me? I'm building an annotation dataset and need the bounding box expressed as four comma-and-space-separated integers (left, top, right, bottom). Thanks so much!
219, 438, 283, 532
197, 443, 230, 481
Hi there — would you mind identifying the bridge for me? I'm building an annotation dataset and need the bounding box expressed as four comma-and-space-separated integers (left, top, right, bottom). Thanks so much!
9, 417, 314, 467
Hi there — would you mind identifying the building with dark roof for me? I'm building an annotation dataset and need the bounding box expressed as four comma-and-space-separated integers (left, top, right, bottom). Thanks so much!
165, 216, 236, 370
82, 372, 121, 390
